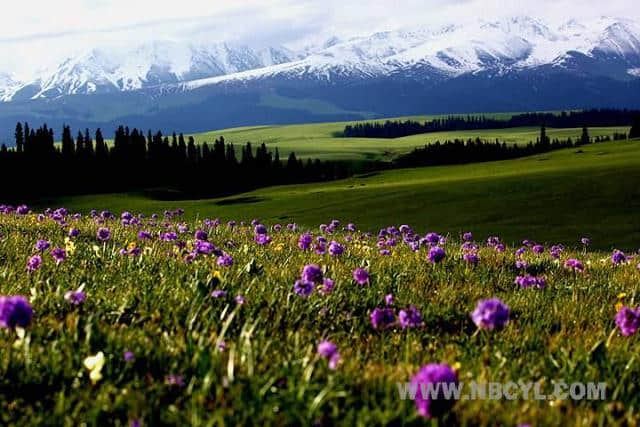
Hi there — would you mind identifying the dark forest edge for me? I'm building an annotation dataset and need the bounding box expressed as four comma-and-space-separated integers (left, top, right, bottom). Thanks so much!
1, 116, 638, 202
342, 109, 640, 139
0, 124, 372, 201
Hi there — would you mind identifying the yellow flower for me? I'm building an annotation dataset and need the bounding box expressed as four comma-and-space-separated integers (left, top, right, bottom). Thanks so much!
127, 242, 137, 251
615, 302, 624, 312
65, 237, 76, 255
210, 270, 222, 281
84, 352, 105, 384
617, 292, 628, 299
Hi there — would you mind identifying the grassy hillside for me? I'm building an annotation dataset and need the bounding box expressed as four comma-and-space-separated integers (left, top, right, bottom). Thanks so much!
39, 138, 640, 249
193, 117, 627, 161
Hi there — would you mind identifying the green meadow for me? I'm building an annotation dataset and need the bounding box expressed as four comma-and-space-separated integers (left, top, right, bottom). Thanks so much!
39, 138, 640, 249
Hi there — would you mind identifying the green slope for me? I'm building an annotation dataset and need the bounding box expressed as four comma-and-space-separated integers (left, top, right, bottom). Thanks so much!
39, 139, 640, 249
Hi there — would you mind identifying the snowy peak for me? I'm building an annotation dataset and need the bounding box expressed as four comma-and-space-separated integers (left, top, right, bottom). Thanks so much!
1, 16, 640, 101
2, 41, 297, 100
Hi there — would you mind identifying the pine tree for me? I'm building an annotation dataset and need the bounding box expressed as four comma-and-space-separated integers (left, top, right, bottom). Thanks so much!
15, 122, 24, 153
580, 127, 590, 145
630, 116, 640, 139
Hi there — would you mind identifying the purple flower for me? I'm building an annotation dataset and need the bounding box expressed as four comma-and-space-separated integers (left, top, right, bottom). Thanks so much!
254, 224, 267, 235
27, 255, 42, 272
425, 232, 441, 245
211, 290, 227, 298
370, 307, 395, 329
471, 298, 510, 330
35, 240, 50, 252
514, 275, 546, 289
462, 232, 473, 241
398, 306, 423, 329
235, 295, 246, 305
317, 341, 340, 369
194, 230, 208, 241
532, 244, 544, 254
611, 250, 627, 265
195, 240, 215, 255
298, 233, 312, 250
97, 227, 111, 241
463, 252, 479, 265
615, 306, 640, 336
0, 296, 33, 328
411, 363, 459, 418
293, 280, 314, 297
138, 230, 152, 240
301, 264, 323, 284
428, 246, 446, 264
16, 205, 29, 215
383, 295, 393, 307
64, 290, 86, 305
380, 249, 391, 256
581, 237, 591, 246
161, 232, 178, 241
68, 228, 80, 238
254, 234, 272, 245
352, 268, 369, 285
487, 236, 500, 247
51, 247, 66, 264
217, 253, 233, 266
328, 241, 345, 256
564, 258, 584, 272
319, 278, 335, 295
495, 243, 506, 252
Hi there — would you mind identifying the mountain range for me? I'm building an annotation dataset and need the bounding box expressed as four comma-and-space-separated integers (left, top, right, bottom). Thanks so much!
0, 15, 639, 143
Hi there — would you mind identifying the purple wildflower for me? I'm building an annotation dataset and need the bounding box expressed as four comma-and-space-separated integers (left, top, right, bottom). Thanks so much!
462, 232, 473, 241
317, 341, 341, 369
68, 228, 80, 238
27, 255, 42, 272
301, 264, 323, 284
514, 275, 546, 289
254, 224, 267, 235
385, 294, 394, 306
615, 306, 640, 336
217, 253, 233, 266
124, 351, 135, 362
0, 296, 33, 328
64, 290, 86, 305
211, 290, 227, 298
194, 230, 208, 241
398, 306, 423, 329
97, 227, 111, 241
235, 295, 246, 305
411, 363, 459, 418
471, 298, 510, 330
328, 241, 345, 256
428, 246, 446, 264
51, 247, 66, 264
611, 250, 627, 265
564, 258, 584, 272
319, 278, 335, 295
463, 252, 479, 265
293, 280, 314, 297
352, 268, 369, 285
532, 244, 544, 254
298, 233, 312, 250
370, 307, 395, 329
35, 240, 50, 252
254, 234, 272, 245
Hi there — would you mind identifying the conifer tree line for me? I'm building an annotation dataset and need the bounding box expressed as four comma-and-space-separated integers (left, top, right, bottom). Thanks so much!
0, 123, 352, 199
393, 126, 629, 168
344, 109, 640, 139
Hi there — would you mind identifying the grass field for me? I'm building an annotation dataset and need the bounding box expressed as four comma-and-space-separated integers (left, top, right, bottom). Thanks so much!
90, 111, 629, 162
1, 204, 639, 425
193, 120, 628, 161
38, 138, 640, 250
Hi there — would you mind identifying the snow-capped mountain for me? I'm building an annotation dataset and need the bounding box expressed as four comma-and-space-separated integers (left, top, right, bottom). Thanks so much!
0, 41, 298, 101
184, 16, 640, 90
0, 16, 639, 143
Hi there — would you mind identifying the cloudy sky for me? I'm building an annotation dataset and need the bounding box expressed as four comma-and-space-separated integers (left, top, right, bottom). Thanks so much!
1, 0, 638, 78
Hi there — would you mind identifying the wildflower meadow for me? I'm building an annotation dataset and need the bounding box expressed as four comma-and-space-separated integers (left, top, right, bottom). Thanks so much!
1, 205, 639, 426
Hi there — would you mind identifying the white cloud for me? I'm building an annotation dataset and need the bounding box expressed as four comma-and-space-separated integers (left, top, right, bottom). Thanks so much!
0, 0, 638, 79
